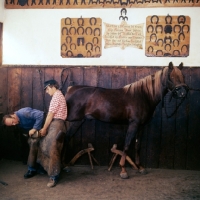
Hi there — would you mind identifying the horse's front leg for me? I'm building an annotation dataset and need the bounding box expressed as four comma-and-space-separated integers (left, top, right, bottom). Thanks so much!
119, 121, 138, 179
135, 133, 147, 174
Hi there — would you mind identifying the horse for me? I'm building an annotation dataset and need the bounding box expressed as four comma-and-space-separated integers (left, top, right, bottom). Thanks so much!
65, 62, 188, 178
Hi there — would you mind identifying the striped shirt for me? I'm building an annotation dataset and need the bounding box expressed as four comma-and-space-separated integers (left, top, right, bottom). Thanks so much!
49, 90, 67, 120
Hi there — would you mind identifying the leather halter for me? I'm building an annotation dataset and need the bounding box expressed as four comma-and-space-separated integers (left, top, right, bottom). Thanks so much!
166, 68, 189, 99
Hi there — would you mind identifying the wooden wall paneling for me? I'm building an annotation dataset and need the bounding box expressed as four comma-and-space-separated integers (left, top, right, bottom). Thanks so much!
70, 67, 84, 86
0, 67, 8, 114
21, 68, 33, 108
173, 67, 190, 169
95, 67, 113, 165
44, 68, 54, 112
145, 67, 162, 168
54, 67, 63, 86
6, 67, 22, 161
0, 67, 8, 160
187, 67, 200, 170
7, 67, 22, 113
159, 93, 177, 168
32, 68, 44, 111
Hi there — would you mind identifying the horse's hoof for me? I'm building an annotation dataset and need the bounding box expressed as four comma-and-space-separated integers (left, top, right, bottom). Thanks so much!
139, 169, 147, 175
120, 172, 129, 179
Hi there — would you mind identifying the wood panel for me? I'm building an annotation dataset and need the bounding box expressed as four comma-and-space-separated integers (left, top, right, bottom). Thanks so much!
21, 67, 33, 108
32, 68, 44, 111
7, 67, 22, 112
0, 67, 8, 114
174, 67, 190, 169
145, 67, 162, 168
187, 67, 200, 170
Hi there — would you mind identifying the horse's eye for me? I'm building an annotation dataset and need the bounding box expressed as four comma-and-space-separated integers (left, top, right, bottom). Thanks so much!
176, 87, 178, 90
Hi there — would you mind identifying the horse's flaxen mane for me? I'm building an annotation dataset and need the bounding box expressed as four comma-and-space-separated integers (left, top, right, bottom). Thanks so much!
124, 67, 169, 100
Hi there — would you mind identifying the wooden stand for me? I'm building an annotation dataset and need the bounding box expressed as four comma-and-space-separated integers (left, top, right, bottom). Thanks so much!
63, 143, 99, 170
108, 144, 138, 171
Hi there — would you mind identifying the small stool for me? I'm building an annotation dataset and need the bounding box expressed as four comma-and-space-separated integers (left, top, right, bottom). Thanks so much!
108, 144, 138, 171
63, 143, 99, 170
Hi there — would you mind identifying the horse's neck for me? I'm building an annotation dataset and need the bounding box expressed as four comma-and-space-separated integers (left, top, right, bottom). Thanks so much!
149, 67, 168, 105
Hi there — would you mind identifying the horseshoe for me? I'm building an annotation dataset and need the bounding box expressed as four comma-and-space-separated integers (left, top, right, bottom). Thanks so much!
86, 42, 93, 50
165, 14, 172, 24
155, 25, 163, 33
85, 27, 93, 35
65, 17, 72, 25
69, 27, 76, 35
77, 17, 84, 26
121, 8, 127, 16
151, 15, 159, 24
61, 43, 67, 51
62, 27, 68, 35
90, 17, 97, 26
147, 25, 154, 33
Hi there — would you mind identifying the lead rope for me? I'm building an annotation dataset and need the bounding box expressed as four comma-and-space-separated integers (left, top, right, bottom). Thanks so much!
164, 94, 186, 118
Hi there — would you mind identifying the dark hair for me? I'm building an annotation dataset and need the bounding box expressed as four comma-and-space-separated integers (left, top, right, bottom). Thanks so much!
2, 114, 13, 125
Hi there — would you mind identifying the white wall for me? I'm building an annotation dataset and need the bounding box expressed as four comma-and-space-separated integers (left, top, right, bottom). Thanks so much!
1, 2, 200, 66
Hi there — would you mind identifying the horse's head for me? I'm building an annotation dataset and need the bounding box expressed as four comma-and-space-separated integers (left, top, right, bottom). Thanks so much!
167, 62, 189, 99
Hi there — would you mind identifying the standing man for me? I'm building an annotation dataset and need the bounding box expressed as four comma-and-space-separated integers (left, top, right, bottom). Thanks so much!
38, 79, 67, 187
2, 107, 44, 164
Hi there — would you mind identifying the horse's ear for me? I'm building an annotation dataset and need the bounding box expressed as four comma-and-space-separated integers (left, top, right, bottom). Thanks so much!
168, 62, 174, 70
178, 62, 183, 70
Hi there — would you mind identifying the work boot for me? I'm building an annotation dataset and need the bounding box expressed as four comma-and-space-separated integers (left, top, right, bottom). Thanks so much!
47, 178, 58, 188
24, 170, 37, 179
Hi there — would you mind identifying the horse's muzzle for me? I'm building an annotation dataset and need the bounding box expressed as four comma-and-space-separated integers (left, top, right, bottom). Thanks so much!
172, 84, 189, 99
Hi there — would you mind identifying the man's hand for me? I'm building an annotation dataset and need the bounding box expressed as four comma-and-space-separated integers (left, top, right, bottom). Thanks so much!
39, 112, 54, 137
29, 129, 37, 137
39, 128, 47, 137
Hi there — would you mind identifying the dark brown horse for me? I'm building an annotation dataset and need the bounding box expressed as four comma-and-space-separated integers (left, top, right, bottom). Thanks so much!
65, 62, 188, 178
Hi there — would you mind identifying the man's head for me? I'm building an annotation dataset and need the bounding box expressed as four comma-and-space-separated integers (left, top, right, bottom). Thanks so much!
44, 79, 59, 96
2, 114, 19, 126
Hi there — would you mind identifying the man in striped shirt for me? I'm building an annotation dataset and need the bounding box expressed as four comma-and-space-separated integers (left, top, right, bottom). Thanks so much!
38, 79, 67, 187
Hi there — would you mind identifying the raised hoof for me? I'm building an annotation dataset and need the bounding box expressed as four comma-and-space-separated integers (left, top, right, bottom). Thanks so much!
120, 172, 129, 179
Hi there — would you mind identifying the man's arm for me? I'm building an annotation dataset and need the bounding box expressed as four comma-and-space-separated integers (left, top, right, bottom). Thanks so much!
31, 109, 44, 130
39, 112, 54, 137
